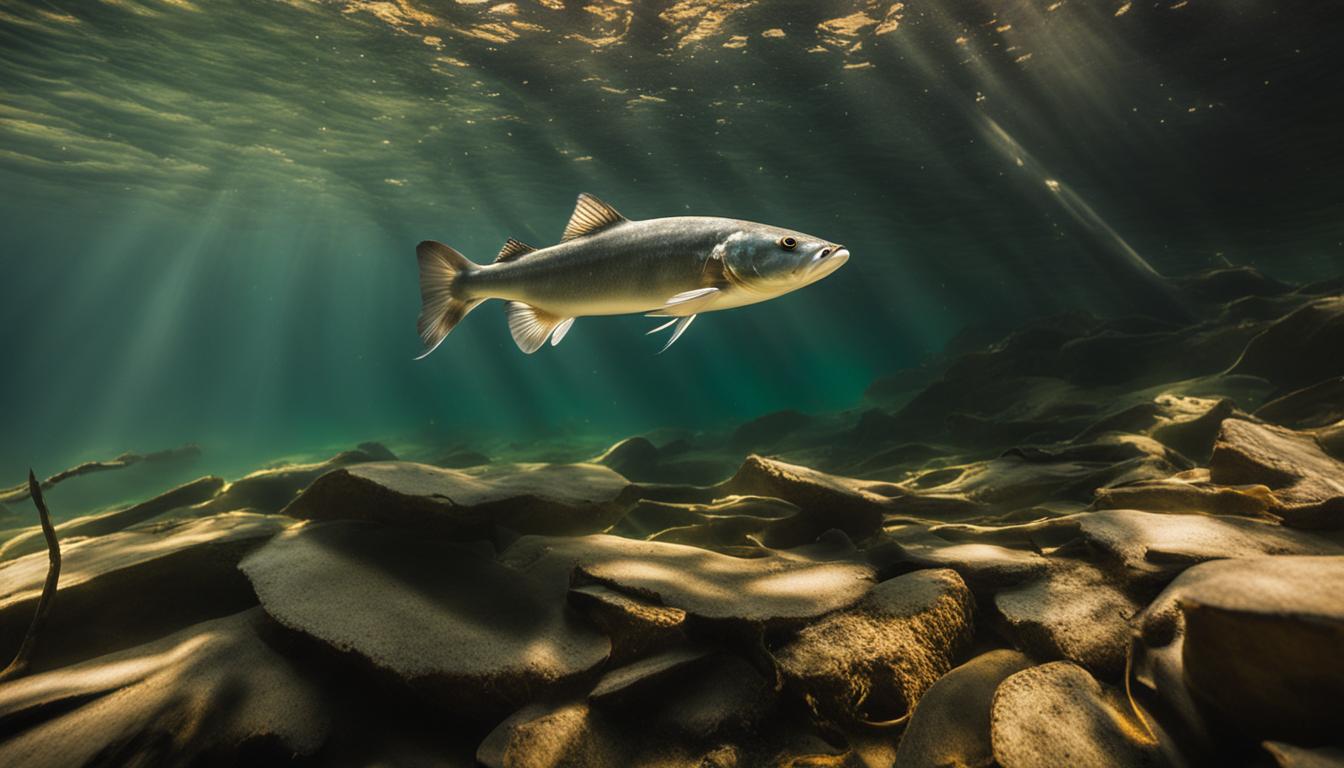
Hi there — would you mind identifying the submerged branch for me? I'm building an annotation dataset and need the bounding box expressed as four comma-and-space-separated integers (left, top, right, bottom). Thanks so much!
0, 444, 200, 506
0, 470, 62, 682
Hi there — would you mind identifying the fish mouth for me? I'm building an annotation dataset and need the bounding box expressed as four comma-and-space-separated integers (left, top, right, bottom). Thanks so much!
804, 245, 849, 280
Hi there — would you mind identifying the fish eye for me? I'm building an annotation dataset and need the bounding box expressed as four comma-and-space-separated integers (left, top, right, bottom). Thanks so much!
779, 236, 798, 250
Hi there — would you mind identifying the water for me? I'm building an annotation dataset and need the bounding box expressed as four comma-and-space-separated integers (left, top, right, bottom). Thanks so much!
2, 0, 1341, 496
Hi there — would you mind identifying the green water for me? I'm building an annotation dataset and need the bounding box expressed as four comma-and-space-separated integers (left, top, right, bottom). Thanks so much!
1, 0, 1341, 490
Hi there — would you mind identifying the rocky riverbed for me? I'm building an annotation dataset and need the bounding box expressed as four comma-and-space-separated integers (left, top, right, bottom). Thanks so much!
0, 266, 1341, 766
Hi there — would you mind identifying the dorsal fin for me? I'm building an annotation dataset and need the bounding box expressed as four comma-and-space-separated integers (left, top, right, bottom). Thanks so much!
494, 238, 537, 263
562, 193, 627, 241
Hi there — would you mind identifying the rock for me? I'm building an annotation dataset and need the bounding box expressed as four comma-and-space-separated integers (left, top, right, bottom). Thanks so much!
0, 609, 329, 767
1256, 378, 1344, 429
593, 436, 660, 480
567, 583, 687, 663
284, 461, 633, 537
0, 512, 285, 670
990, 661, 1178, 768
478, 655, 775, 767
506, 534, 876, 630
588, 646, 713, 707
611, 494, 844, 551
1209, 419, 1344, 528
891, 436, 1180, 518
240, 520, 610, 716
730, 409, 812, 451
1092, 471, 1278, 519
477, 700, 624, 768
1074, 509, 1341, 585
1263, 742, 1344, 768
888, 536, 1049, 593
994, 560, 1140, 678
1136, 556, 1344, 745
434, 448, 492, 468
774, 568, 974, 724
1230, 296, 1344, 391
716, 455, 889, 541
0, 474, 226, 561
1146, 395, 1236, 462
357, 440, 399, 461
208, 446, 384, 513
894, 649, 1033, 768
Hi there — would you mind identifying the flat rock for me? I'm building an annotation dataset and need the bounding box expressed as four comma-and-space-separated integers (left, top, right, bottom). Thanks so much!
239, 520, 610, 715
1137, 555, 1344, 744
610, 495, 805, 550
994, 560, 1140, 678
1208, 418, 1344, 528
0, 475, 226, 561
774, 568, 974, 724
0, 609, 329, 767
891, 437, 1181, 518
283, 461, 633, 537
478, 655, 775, 767
990, 661, 1176, 768
894, 649, 1033, 768
889, 535, 1050, 592
0, 512, 285, 670
714, 455, 890, 541
588, 645, 713, 707
1093, 471, 1278, 519
593, 436, 660, 480
567, 583, 687, 663
1230, 296, 1344, 391
206, 446, 384, 513
1264, 742, 1344, 768
506, 534, 876, 629
1076, 509, 1342, 584
730, 409, 812, 451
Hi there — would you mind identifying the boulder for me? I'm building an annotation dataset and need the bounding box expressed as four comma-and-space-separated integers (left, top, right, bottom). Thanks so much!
894, 649, 1033, 768
1136, 556, 1344, 745
990, 661, 1177, 768
239, 520, 610, 716
0, 609, 329, 767
284, 461, 633, 537
774, 568, 974, 724
1209, 419, 1344, 528
0, 512, 285, 670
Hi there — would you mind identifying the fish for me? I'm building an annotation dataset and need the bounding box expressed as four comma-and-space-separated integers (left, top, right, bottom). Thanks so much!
414, 193, 850, 357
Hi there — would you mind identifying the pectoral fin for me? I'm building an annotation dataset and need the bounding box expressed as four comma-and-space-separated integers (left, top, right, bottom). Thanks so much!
647, 287, 720, 317
506, 302, 571, 354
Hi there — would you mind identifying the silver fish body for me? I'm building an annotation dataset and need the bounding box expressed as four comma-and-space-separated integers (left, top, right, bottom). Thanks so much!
414, 194, 849, 356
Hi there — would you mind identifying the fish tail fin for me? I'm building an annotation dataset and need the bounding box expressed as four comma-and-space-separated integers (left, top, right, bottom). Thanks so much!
415, 240, 485, 359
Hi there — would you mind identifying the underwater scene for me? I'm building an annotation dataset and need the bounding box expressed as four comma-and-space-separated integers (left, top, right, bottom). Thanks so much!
1, 0, 1343, 765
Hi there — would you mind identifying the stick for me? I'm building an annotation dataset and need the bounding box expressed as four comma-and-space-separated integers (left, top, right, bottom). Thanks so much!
0, 470, 62, 682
